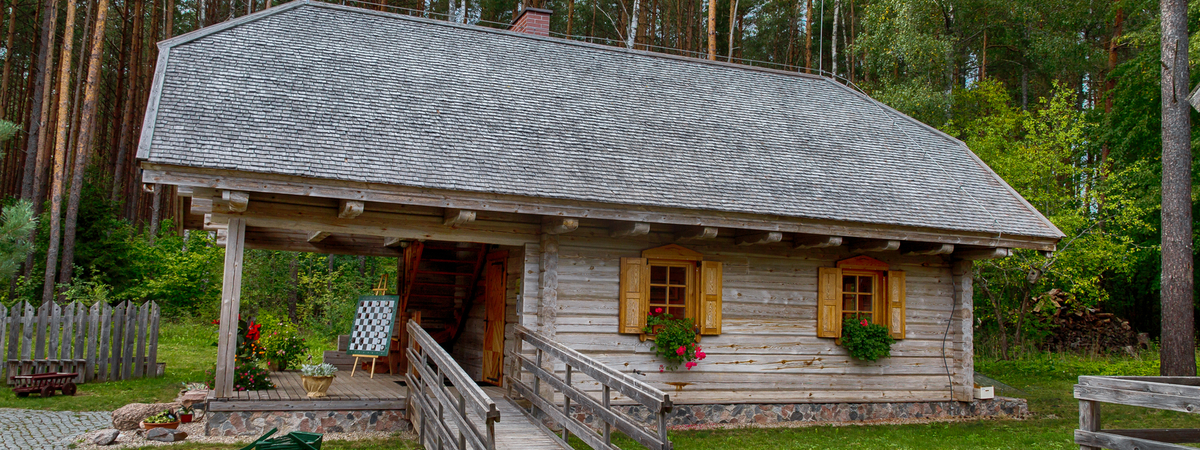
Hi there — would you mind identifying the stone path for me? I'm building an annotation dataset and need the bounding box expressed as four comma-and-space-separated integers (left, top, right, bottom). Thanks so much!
0, 408, 112, 450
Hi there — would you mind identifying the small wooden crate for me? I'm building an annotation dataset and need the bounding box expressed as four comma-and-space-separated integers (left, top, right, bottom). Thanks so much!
973, 386, 994, 400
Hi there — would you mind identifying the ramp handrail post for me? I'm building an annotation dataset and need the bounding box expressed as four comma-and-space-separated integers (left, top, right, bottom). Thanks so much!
405, 320, 498, 450
506, 325, 674, 450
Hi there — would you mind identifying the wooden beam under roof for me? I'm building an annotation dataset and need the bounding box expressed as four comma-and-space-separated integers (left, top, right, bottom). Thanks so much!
338, 200, 365, 219
793, 234, 842, 249
383, 237, 408, 248
954, 247, 1012, 260
542, 216, 579, 235
442, 208, 476, 227
848, 238, 901, 252
735, 231, 783, 246
675, 226, 718, 241
144, 166, 1060, 251
610, 222, 651, 238
308, 231, 331, 243
902, 242, 955, 255
222, 190, 249, 212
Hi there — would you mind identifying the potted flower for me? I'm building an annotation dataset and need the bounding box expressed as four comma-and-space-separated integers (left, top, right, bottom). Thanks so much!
177, 406, 194, 423
140, 410, 179, 430
643, 309, 706, 371
300, 361, 338, 398
839, 316, 895, 362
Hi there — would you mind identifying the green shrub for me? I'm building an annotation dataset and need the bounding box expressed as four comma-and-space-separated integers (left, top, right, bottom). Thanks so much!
840, 316, 895, 361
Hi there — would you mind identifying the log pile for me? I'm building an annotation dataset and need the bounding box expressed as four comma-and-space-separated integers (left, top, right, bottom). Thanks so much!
1038, 289, 1138, 354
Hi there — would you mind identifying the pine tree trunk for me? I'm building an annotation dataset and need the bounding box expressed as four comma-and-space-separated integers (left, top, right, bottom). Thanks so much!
111, 0, 144, 211
726, 0, 736, 61
43, 0, 78, 303
0, 0, 17, 118
19, 0, 55, 203
1159, 0, 1195, 377
706, 0, 715, 59
61, 0, 112, 286
830, 0, 839, 79
804, 0, 812, 73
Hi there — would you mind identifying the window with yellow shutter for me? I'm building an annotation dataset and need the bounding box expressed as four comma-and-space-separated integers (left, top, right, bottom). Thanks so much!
618, 244, 723, 337
817, 256, 906, 340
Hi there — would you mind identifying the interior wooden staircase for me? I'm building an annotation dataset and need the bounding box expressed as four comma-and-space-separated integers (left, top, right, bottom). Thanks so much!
400, 240, 488, 344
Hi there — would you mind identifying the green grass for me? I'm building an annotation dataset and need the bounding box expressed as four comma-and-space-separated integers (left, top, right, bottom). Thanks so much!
0, 321, 218, 411
10, 321, 1199, 449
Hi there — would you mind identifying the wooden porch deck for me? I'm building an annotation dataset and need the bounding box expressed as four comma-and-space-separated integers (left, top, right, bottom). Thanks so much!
207, 371, 408, 411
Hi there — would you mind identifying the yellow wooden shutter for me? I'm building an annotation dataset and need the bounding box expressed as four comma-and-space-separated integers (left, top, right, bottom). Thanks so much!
817, 267, 843, 338
887, 270, 906, 339
619, 257, 649, 334
698, 261, 723, 335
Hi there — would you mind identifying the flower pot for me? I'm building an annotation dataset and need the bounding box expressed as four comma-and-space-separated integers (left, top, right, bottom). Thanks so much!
267, 360, 289, 372
301, 375, 334, 398
141, 420, 179, 430
179, 413, 193, 424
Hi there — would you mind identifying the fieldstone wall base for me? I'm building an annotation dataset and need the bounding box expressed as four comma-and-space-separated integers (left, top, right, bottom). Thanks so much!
569, 397, 1028, 430
204, 410, 410, 436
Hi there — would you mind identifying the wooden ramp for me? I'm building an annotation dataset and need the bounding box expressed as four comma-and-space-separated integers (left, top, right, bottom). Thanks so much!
438, 387, 567, 450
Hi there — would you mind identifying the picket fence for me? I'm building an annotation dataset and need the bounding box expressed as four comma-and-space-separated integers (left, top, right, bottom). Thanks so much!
2, 300, 160, 384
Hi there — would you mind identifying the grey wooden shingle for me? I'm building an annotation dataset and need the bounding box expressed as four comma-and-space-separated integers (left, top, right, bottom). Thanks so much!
138, 0, 1063, 240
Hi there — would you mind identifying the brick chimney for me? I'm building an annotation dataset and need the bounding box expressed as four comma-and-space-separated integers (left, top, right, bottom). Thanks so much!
510, 8, 553, 37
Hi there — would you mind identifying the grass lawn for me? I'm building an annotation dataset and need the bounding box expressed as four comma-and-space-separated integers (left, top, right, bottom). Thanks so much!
10, 321, 1196, 449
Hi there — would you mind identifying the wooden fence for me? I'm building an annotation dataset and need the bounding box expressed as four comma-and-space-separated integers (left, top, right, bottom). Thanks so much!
2, 300, 160, 384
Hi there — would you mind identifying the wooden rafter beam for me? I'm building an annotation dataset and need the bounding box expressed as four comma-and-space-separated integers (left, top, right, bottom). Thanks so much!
443, 209, 477, 227
675, 226, 718, 241
735, 231, 783, 246
221, 190, 249, 212
308, 231, 331, 243
383, 237, 408, 248
610, 222, 651, 238
339, 200, 365, 219
954, 248, 1012, 260
793, 234, 842, 249
902, 242, 955, 256
848, 239, 901, 252
542, 216, 579, 235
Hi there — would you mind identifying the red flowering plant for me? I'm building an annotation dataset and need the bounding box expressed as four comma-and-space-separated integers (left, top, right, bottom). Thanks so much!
206, 315, 274, 390
643, 308, 706, 371
839, 315, 895, 362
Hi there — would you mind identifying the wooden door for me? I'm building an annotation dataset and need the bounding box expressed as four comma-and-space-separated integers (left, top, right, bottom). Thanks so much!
481, 253, 507, 385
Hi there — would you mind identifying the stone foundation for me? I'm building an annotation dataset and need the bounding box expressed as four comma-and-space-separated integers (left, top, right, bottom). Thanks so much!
570, 397, 1028, 430
204, 410, 410, 436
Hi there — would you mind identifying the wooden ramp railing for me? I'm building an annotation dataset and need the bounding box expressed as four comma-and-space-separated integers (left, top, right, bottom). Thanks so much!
1075, 376, 1200, 449
405, 320, 500, 450
508, 325, 674, 450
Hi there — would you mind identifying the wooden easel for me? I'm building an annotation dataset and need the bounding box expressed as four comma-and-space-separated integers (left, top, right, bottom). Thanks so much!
350, 354, 378, 378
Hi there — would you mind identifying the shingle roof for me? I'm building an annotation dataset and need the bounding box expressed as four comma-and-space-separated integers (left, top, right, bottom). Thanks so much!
138, 0, 1063, 241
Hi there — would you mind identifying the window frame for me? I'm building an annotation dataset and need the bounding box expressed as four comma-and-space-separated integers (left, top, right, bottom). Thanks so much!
618, 244, 723, 337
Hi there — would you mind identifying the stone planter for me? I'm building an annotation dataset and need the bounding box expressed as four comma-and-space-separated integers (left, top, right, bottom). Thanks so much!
302, 375, 334, 398
141, 420, 180, 430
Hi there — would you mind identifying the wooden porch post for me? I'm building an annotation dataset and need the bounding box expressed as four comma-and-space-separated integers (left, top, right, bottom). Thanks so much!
214, 218, 247, 398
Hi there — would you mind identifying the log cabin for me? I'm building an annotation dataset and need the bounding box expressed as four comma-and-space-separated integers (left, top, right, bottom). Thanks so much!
137, 0, 1061, 434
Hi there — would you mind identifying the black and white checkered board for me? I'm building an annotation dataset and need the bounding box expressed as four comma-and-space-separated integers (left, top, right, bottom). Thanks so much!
347, 295, 400, 356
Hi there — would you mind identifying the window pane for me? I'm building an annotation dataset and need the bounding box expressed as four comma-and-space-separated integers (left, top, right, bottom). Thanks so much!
843, 276, 856, 293
668, 286, 687, 305
669, 307, 686, 318
843, 294, 856, 311
858, 276, 873, 294
651, 266, 667, 284
858, 294, 872, 312
669, 266, 686, 285
650, 286, 666, 302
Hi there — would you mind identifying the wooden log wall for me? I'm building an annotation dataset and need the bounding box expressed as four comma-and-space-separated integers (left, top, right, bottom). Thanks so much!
538, 226, 970, 405
2, 300, 160, 383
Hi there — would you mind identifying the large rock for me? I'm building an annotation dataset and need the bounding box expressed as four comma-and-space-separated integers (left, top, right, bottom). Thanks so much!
111, 402, 180, 431
146, 428, 188, 442
91, 429, 120, 446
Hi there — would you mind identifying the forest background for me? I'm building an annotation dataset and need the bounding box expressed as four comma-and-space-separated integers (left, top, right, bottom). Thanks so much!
0, 0, 1195, 358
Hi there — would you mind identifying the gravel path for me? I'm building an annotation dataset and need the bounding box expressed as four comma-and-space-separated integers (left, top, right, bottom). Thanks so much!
0, 408, 112, 450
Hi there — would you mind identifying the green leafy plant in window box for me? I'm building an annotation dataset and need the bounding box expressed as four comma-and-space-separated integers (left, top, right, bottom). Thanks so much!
840, 316, 895, 362
643, 308, 707, 371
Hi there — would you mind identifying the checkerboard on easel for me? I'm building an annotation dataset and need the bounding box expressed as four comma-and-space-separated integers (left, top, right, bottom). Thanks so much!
346, 295, 400, 378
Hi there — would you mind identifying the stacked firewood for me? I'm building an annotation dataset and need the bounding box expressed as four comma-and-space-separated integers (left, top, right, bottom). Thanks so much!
1038, 289, 1139, 354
